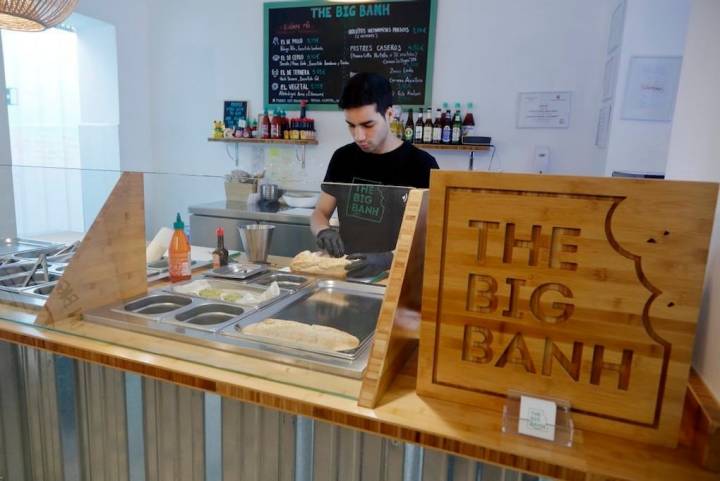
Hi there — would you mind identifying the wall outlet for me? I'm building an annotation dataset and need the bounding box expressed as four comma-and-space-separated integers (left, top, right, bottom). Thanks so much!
534, 145, 550, 173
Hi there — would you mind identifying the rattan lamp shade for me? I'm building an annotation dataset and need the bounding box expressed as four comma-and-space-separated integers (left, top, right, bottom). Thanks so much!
0, 0, 78, 32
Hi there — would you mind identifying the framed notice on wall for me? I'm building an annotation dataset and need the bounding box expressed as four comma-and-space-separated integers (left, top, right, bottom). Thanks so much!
264, 0, 437, 110
621, 56, 682, 122
516, 91, 572, 129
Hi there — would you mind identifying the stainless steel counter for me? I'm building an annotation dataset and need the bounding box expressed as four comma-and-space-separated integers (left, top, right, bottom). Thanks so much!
189, 201, 315, 225
188, 201, 325, 257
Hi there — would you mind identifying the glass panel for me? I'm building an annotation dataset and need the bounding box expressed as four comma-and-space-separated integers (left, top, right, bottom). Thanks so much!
0, 167, 415, 398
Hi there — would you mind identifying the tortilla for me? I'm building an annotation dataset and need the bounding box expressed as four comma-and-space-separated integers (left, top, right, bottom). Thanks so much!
241, 318, 359, 352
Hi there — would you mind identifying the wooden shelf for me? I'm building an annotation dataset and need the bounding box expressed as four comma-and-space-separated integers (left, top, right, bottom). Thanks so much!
208, 137, 318, 146
413, 143, 493, 151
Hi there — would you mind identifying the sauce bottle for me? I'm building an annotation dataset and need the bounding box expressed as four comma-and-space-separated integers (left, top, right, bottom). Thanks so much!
270, 110, 281, 139
462, 102, 476, 140
168, 213, 191, 283
261, 111, 271, 139
452, 103, 462, 144
212, 227, 229, 268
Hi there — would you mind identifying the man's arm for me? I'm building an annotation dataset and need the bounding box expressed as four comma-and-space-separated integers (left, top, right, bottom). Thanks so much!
311, 192, 337, 236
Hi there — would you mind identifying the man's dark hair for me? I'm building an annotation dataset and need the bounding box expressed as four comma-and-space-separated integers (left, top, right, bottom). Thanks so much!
338, 72, 394, 114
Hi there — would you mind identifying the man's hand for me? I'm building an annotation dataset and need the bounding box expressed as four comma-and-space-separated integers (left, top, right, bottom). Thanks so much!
345, 251, 393, 278
316, 228, 345, 257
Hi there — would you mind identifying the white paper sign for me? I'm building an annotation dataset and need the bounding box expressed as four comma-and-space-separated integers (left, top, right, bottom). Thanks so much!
518, 395, 557, 441
621, 56, 682, 122
517, 92, 571, 129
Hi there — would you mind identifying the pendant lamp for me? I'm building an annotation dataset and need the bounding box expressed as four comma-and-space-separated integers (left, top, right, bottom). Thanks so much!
0, 0, 78, 32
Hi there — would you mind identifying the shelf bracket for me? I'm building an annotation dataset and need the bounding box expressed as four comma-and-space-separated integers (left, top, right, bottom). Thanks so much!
296, 145, 306, 169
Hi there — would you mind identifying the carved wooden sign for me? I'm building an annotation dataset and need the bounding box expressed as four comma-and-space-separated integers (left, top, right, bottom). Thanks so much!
418, 171, 718, 446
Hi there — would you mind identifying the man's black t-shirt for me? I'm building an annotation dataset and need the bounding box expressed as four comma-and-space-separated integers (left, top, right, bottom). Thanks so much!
323, 141, 438, 187
321, 142, 438, 255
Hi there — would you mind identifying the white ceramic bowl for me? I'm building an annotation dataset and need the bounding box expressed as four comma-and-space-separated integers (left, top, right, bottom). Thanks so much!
281, 192, 320, 208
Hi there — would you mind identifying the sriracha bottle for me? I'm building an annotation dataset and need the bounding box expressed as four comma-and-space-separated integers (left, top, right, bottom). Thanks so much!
168, 213, 191, 282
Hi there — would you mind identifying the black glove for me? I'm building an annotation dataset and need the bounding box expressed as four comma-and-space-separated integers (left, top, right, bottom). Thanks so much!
345, 251, 393, 278
316, 228, 345, 257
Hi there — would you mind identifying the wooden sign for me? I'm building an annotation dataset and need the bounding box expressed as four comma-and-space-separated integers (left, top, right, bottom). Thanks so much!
418, 171, 718, 447
37, 172, 147, 325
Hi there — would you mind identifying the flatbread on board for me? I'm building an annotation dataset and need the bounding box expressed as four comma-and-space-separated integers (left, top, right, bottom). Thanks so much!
290, 250, 351, 279
241, 318, 359, 352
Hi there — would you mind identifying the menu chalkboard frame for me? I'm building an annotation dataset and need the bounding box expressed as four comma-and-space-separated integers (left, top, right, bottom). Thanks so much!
264, 0, 438, 111
223, 100, 248, 130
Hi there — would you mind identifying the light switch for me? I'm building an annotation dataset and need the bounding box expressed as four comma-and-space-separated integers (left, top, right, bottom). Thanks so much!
534, 145, 550, 173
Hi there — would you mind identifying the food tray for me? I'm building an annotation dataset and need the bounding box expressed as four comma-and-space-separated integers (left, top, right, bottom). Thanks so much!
165, 278, 291, 310
221, 279, 384, 360
250, 272, 310, 291
205, 263, 268, 280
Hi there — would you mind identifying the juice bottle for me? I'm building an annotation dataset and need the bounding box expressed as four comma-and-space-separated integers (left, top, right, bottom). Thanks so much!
168, 213, 191, 283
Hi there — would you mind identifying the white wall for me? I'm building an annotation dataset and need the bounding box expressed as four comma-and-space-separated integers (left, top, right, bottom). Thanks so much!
75, 0, 153, 173
604, 0, 691, 176
73, 13, 122, 228
136, 0, 617, 235
666, 0, 720, 398
145, 0, 613, 182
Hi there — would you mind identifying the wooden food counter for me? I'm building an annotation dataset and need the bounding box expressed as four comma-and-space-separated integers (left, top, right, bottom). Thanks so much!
0, 172, 717, 481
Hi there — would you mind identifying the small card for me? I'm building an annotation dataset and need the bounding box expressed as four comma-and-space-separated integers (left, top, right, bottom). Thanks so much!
518, 395, 557, 441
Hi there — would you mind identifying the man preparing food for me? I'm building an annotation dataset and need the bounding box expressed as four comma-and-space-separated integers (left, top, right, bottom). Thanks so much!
310, 72, 439, 278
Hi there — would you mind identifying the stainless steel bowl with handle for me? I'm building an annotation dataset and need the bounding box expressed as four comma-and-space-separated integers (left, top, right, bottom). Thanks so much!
259, 184, 279, 202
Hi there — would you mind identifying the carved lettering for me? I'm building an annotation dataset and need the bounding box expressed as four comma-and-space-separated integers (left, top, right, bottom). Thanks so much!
467, 274, 498, 313
529, 283, 574, 324
460, 327, 634, 391
542, 339, 583, 381
468, 220, 500, 263
502, 278, 526, 319
494, 332, 536, 373
591, 345, 633, 391
462, 326, 493, 363
503, 223, 543, 266
549, 227, 581, 271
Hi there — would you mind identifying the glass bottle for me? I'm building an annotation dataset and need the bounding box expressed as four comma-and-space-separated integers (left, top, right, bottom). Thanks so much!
414, 110, 424, 143
404, 108, 414, 142
422, 107, 433, 144
212, 227, 229, 268
432, 108, 442, 144
462, 102, 476, 140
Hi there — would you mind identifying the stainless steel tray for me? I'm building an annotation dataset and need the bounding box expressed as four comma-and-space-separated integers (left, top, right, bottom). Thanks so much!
205, 263, 268, 280
249, 272, 310, 291
220, 280, 384, 360
163, 278, 291, 311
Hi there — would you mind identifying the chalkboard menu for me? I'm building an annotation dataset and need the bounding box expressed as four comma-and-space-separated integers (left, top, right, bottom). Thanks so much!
264, 0, 437, 111
223, 100, 247, 129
